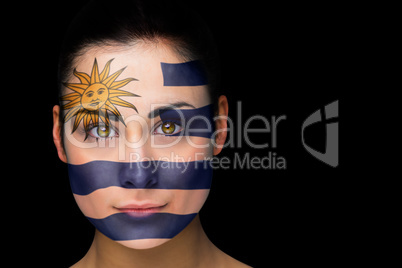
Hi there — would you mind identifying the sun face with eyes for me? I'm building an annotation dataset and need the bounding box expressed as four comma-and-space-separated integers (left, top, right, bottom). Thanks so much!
81, 83, 109, 111
61, 58, 140, 138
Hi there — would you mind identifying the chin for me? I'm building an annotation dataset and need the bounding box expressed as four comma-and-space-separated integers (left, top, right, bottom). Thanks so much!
117, 238, 171, 250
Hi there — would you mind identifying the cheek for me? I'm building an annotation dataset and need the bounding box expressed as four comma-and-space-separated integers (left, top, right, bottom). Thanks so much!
168, 189, 210, 214
73, 188, 117, 219
62, 122, 120, 164
150, 136, 213, 161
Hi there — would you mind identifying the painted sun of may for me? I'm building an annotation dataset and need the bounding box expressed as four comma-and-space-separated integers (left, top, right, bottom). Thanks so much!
60, 58, 140, 137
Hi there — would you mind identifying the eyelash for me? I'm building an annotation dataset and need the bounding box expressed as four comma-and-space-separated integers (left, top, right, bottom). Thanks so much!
152, 120, 183, 136
85, 124, 119, 141
81, 119, 184, 142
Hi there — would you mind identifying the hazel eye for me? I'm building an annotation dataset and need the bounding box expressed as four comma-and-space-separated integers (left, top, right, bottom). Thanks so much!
162, 122, 175, 134
154, 121, 182, 135
97, 126, 110, 137
88, 125, 118, 139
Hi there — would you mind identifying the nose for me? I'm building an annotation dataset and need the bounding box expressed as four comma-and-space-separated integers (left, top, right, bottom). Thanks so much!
125, 117, 149, 144
119, 161, 158, 189
118, 115, 158, 188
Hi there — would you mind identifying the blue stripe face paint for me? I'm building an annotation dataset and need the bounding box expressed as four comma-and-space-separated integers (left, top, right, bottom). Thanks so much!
87, 213, 198, 241
161, 60, 208, 86
69, 160, 212, 195
159, 104, 215, 138
69, 159, 212, 248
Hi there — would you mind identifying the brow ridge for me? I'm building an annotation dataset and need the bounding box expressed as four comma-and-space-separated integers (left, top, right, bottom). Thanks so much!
147, 102, 195, 118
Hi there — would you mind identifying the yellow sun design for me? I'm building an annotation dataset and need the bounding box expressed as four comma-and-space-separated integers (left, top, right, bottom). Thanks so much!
61, 58, 140, 135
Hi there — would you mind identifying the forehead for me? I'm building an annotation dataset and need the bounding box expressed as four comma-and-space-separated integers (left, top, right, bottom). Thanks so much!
69, 43, 210, 113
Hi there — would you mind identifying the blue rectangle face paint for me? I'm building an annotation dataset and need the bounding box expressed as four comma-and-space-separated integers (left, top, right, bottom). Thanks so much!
159, 104, 215, 138
68, 160, 212, 195
161, 60, 208, 86
87, 213, 197, 241
69, 158, 212, 246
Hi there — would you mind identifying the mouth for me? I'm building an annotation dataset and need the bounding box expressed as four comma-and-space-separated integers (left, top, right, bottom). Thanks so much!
89, 101, 101, 106
115, 203, 168, 218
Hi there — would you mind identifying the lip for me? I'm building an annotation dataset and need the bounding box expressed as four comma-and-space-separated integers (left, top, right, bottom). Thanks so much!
89, 101, 100, 106
115, 203, 167, 218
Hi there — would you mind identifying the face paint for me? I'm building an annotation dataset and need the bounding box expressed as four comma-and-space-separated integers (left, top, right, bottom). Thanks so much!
158, 104, 215, 138
87, 213, 198, 241
69, 159, 212, 244
68, 159, 212, 248
69, 160, 212, 195
160, 60, 208, 86
62, 58, 213, 249
61, 58, 140, 137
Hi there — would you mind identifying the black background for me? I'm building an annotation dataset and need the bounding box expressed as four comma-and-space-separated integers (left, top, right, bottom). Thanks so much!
11, 1, 355, 267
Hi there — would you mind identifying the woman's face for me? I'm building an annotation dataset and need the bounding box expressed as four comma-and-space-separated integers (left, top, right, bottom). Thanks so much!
58, 43, 216, 249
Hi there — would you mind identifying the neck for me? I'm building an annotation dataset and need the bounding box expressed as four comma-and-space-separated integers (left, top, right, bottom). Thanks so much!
77, 215, 218, 268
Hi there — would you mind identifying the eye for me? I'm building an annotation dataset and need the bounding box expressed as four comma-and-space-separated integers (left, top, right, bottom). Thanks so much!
154, 121, 183, 135
85, 91, 94, 97
87, 125, 118, 139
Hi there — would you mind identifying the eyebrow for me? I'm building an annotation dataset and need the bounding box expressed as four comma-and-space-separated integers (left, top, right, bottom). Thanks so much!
148, 102, 196, 118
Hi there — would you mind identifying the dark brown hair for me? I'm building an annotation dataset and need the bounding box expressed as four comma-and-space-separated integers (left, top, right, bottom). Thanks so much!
58, 0, 220, 105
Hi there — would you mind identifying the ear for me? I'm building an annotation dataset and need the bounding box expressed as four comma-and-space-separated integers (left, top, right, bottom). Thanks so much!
52, 105, 67, 163
213, 95, 229, 156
